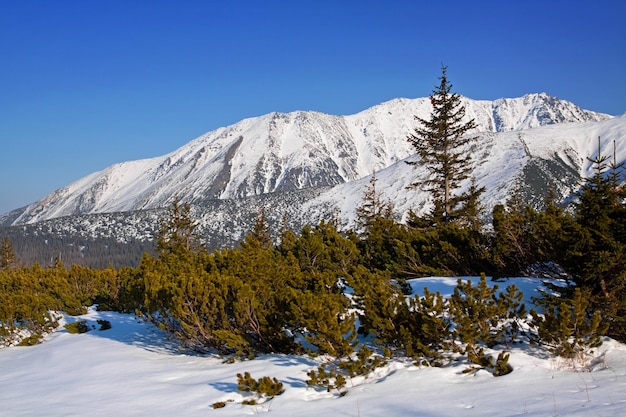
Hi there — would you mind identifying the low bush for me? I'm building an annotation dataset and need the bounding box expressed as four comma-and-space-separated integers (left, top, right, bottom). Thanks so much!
211, 401, 226, 409
465, 348, 513, 377
531, 287, 607, 367
97, 319, 111, 330
236, 372, 284, 399
64, 320, 89, 334
17, 334, 43, 346
307, 365, 347, 394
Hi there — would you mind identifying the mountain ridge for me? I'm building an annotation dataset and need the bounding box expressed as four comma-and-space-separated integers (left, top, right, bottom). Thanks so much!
2, 111, 625, 267
1, 92, 611, 227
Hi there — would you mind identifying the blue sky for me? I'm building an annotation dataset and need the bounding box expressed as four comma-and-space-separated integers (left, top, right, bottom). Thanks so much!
1, 0, 625, 214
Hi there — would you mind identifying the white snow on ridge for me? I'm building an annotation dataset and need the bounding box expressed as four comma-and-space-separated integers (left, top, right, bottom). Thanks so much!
305, 113, 626, 228
1, 93, 614, 226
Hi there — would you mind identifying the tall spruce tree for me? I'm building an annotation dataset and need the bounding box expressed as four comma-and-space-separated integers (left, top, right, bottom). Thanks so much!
407, 65, 483, 223
0, 236, 17, 271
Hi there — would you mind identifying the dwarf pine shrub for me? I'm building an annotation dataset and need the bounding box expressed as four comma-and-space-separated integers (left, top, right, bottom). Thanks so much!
337, 345, 387, 378
531, 287, 607, 366
449, 274, 526, 352
97, 319, 111, 330
236, 372, 284, 398
306, 365, 347, 394
64, 320, 89, 334
465, 347, 513, 377
17, 334, 42, 346
306, 345, 386, 396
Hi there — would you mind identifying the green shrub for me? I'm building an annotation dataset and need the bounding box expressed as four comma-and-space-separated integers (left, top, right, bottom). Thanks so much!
465, 348, 513, 377
97, 319, 111, 330
211, 399, 233, 409
307, 365, 347, 394
531, 287, 607, 365
449, 275, 526, 351
338, 345, 386, 378
236, 372, 284, 398
17, 334, 43, 346
64, 320, 89, 334
306, 345, 387, 395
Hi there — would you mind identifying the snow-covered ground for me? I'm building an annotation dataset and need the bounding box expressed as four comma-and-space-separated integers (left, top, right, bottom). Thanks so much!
1, 277, 625, 417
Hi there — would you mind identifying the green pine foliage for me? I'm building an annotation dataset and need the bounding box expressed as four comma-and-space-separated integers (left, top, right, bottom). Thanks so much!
306, 365, 347, 394
0, 236, 18, 271
407, 65, 484, 224
349, 267, 407, 352
0, 259, 116, 345
406, 287, 452, 365
491, 187, 575, 277
465, 348, 513, 377
554, 138, 626, 341
129, 201, 363, 358
531, 287, 607, 363
306, 347, 386, 396
337, 345, 387, 378
449, 275, 526, 354
64, 320, 89, 334
394, 211, 491, 278
247, 209, 273, 249
236, 372, 284, 398
350, 265, 451, 365
491, 197, 535, 275
155, 195, 203, 258
211, 401, 227, 409
355, 176, 403, 274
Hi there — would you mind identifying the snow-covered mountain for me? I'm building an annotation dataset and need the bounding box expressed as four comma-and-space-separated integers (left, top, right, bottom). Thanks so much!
311, 114, 626, 226
0, 93, 611, 227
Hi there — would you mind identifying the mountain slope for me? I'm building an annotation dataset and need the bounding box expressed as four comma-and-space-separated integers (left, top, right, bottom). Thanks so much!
1, 93, 610, 227
305, 114, 626, 228
3, 113, 624, 268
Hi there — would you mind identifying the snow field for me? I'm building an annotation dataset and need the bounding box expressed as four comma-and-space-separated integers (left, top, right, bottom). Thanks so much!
1, 277, 625, 416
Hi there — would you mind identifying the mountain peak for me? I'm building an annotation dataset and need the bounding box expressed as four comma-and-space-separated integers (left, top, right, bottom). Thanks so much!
1, 94, 613, 226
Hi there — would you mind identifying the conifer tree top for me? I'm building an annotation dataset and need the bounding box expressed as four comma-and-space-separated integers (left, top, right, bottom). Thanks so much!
407, 65, 482, 222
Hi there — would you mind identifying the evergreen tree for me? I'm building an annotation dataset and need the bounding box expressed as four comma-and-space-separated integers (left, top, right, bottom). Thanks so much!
0, 236, 17, 271
565, 137, 626, 341
354, 175, 401, 272
355, 174, 394, 236
531, 287, 607, 363
156, 196, 202, 258
245, 208, 273, 249
407, 65, 484, 223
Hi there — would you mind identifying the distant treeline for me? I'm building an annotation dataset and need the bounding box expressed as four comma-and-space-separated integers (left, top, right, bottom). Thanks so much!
0, 230, 154, 269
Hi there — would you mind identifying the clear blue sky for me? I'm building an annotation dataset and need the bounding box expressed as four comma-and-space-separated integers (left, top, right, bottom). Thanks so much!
1, 0, 625, 214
